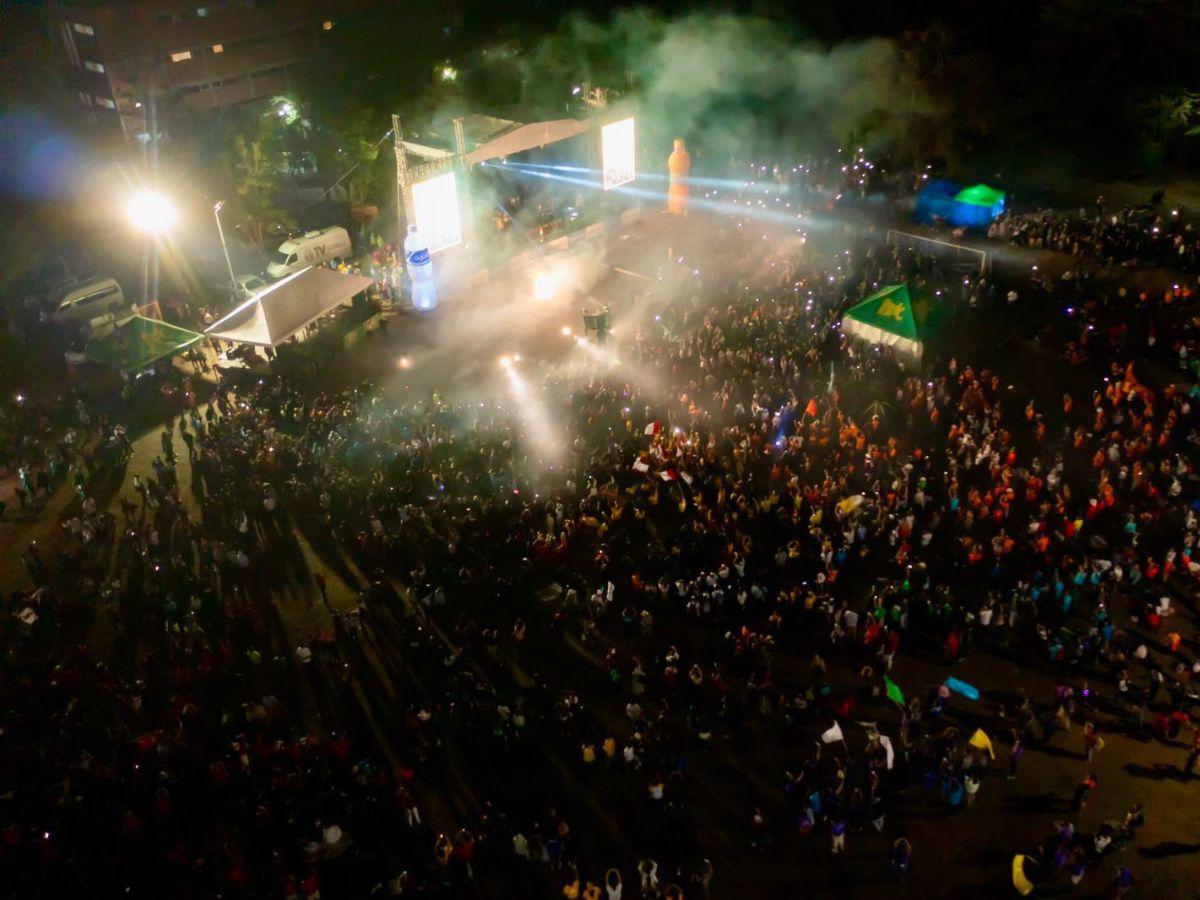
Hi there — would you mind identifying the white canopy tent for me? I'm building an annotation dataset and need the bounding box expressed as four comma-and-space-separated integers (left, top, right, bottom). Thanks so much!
205, 266, 374, 348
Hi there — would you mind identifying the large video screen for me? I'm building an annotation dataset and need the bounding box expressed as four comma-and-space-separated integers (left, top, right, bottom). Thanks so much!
601, 117, 636, 191
412, 171, 463, 253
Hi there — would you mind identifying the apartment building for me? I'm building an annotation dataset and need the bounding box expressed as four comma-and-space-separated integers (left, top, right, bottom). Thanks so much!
49, 0, 379, 137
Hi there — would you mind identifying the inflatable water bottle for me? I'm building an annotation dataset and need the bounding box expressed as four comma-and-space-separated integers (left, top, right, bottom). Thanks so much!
404, 224, 438, 312
667, 138, 691, 215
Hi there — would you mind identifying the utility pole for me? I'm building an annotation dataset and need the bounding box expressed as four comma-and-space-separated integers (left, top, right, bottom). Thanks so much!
214, 201, 237, 299
392, 114, 415, 240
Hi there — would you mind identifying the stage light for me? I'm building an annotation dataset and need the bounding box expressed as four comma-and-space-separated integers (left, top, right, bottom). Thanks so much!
533, 270, 559, 302
397, 356, 413, 370
561, 325, 572, 336
499, 355, 512, 368
513, 354, 522, 363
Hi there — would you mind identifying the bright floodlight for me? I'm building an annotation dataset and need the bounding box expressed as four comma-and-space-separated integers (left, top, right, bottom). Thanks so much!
126, 190, 177, 234
499, 355, 512, 368
533, 270, 559, 302
561, 325, 572, 336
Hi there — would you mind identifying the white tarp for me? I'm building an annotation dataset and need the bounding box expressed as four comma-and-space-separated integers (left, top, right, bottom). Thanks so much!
206, 266, 374, 348
840, 315, 923, 363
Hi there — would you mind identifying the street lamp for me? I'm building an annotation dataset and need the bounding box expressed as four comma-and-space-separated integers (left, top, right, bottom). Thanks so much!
126, 190, 177, 234
213, 200, 237, 300
125, 189, 176, 306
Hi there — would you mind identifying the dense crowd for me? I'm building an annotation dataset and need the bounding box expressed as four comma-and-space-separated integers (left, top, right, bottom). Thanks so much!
3, 175, 1199, 898
990, 201, 1200, 273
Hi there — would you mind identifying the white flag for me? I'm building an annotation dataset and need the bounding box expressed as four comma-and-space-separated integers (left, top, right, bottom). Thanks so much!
632, 459, 650, 473
879, 734, 895, 770
821, 721, 844, 744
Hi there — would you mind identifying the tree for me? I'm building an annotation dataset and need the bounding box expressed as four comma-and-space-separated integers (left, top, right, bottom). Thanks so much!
226, 134, 295, 254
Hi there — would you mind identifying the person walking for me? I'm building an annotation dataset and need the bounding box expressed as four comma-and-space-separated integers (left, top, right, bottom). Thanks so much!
1071, 772, 1097, 811
964, 772, 980, 808
1183, 729, 1200, 776
830, 816, 847, 854
1008, 731, 1024, 780
891, 833, 912, 881
1083, 722, 1105, 762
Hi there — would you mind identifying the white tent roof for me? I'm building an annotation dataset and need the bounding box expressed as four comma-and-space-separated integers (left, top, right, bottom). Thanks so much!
841, 315, 923, 364
206, 266, 374, 348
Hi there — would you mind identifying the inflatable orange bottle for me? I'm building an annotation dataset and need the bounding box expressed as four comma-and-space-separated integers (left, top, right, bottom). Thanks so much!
667, 138, 690, 214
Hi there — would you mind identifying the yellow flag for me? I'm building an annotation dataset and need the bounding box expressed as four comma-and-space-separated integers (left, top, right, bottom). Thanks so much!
1012, 856, 1034, 896
968, 728, 995, 758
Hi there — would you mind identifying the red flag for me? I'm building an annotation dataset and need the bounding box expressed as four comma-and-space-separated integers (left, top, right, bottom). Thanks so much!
804, 398, 818, 418
644, 421, 661, 436
659, 468, 678, 482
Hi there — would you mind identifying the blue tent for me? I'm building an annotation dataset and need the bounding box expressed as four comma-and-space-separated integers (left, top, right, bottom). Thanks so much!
914, 180, 961, 224
915, 181, 1006, 229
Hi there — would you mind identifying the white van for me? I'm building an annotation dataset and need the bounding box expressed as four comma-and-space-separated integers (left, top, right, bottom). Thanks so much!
50, 276, 132, 325
267, 226, 353, 278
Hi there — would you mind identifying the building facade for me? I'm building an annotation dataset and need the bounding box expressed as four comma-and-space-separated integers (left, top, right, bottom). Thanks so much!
49, 0, 378, 137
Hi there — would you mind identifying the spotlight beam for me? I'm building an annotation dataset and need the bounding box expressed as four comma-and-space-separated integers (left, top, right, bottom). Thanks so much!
484, 162, 831, 232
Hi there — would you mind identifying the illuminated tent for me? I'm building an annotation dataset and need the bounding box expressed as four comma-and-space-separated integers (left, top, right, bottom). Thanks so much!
85, 315, 203, 374
841, 283, 944, 364
914, 181, 1005, 228
952, 184, 1006, 228
914, 179, 960, 224
205, 266, 373, 348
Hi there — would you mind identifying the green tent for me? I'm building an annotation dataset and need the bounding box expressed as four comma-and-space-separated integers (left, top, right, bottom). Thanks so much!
85, 316, 203, 374
951, 184, 1006, 227
841, 284, 944, 363
954, 184, 1005, 207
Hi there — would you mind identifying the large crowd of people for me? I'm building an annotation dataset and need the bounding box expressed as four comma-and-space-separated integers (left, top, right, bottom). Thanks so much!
2, 165, 1198, 898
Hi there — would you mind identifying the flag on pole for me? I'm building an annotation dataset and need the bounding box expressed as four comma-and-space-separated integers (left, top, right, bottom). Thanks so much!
968, 728, 995, 758
820, 721, 844, 744
644, 422, 661, 436
804, 398, 818, 418
884, 676, 904, 706
946, 676, 980, 701
632, 459, 650, 474
659, 468, 678, 482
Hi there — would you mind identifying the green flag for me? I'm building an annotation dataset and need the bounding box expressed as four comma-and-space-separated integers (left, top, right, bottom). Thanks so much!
885, 677, 904, 706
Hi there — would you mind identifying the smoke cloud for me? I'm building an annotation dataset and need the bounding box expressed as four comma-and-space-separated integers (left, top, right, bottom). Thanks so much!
506, 11, 942, 168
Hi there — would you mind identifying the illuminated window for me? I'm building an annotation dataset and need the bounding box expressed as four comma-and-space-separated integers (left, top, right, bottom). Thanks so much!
171, 50, 192, 62
84, 60, 105, 73
72, 22, 94, 35
211, 43, 224, 53
95, 96, 116, 109
322, 20, 333, 30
